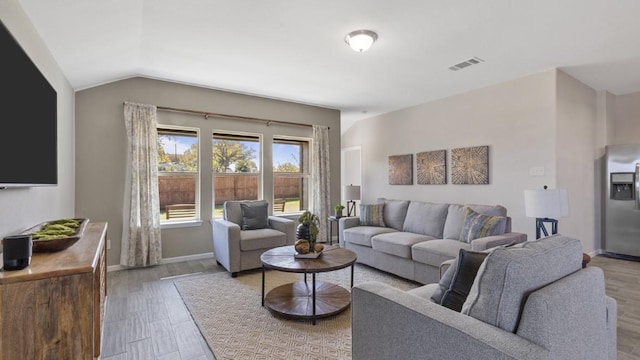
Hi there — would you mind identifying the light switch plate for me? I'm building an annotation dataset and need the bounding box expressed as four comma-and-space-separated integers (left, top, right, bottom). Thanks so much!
529, 166, 545, 176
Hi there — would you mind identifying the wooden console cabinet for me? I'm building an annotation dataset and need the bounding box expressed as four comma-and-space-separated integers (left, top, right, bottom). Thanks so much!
0, 222, 107, 359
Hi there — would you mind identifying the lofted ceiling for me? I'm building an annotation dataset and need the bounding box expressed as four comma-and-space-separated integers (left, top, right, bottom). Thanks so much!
18, 0, 640, 132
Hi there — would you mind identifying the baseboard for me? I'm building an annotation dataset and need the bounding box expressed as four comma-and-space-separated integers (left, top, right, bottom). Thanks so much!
107, 252, 214, 272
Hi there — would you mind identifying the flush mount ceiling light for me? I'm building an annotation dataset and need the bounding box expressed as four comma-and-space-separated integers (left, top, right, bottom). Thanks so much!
344, 29, 378, 52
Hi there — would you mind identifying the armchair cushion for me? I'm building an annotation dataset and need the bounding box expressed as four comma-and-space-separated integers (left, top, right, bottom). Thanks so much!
240, 202, 268, 230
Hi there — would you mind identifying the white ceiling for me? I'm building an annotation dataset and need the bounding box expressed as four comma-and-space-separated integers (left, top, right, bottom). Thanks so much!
18, 0, 640, 132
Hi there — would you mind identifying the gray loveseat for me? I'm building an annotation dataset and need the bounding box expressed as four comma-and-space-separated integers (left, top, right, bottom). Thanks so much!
339, 198, 527, 284
351, 235, 617, 360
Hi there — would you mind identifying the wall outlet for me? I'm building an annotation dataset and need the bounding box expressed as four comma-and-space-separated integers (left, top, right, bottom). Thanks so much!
529, 166, 545, 176
107, 239, 111, 250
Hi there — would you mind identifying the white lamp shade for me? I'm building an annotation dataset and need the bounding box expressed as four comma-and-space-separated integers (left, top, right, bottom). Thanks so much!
343, 185, 361, 200
524, 188, 569, 219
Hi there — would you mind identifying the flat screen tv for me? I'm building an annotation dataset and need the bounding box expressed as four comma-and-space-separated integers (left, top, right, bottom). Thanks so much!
0, 20, 57, 188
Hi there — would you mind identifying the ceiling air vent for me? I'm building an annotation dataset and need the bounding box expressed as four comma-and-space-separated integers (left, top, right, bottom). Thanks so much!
448, 57, 484, 71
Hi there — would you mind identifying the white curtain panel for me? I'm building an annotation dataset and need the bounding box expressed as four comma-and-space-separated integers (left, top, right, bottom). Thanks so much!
311, 125, 331, 244
121, 102, 162, 267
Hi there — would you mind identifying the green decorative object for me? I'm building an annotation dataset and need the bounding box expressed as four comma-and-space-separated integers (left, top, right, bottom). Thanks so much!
297, 210, 321, 253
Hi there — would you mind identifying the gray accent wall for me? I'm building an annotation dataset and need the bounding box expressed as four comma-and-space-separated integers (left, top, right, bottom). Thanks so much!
0, 0, 75, 239
75, 77, 340, 266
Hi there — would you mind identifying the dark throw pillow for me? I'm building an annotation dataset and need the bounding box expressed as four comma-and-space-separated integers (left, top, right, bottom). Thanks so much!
240, 202, 269, 230
438, 249, 488, 312
359, 203, 386, 227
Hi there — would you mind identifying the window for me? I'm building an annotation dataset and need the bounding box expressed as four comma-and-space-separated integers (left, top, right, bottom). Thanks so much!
157, 127, 199, 221
273, 137, 310, 214
212, 132, 261, 218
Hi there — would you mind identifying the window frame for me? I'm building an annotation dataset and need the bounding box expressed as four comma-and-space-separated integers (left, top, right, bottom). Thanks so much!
157, 125, 201, 224
212, 130, 263, 218
272, 135, 311, 215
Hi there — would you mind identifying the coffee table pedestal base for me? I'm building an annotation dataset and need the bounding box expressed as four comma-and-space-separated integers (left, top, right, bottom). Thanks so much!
264, 280, 350, 324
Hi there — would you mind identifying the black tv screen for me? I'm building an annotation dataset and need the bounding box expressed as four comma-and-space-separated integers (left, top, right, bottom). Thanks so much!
0, 20, 57, 187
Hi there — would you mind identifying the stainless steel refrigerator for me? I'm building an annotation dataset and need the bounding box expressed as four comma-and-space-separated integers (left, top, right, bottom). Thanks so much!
604, 143, 640, 258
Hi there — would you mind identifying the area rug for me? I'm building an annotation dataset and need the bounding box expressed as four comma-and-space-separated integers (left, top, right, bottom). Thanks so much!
174, 264, 420, 360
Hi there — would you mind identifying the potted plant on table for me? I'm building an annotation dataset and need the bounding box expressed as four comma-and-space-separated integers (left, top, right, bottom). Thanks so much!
334, 204, 345, 218
295, 210, 323, 254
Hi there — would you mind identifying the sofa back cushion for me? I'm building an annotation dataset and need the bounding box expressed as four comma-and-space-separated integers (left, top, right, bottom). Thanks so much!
402, 201, 449, 238
461, 234, 583, 333
377, 198, 410, 231
443, 204, 507, 239
224, 200, 268, 227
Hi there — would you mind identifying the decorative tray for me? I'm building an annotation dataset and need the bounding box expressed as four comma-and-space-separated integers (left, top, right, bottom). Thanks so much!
294, 251, 322, 259
20, 218, 90, 253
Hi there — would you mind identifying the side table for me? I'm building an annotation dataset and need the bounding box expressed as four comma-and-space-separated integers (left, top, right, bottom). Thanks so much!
328, 216, 341, 245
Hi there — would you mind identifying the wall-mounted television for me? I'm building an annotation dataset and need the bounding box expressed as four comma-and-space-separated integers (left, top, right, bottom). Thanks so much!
0, 20, 57, 188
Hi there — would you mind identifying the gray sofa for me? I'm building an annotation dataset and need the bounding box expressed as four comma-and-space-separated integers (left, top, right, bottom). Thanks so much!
351, 235, 618, 360
339, 198, 527, 284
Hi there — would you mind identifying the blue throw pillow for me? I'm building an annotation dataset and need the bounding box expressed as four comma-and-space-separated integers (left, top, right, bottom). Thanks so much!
359, 204, 386, 227
459, 208, 507, 243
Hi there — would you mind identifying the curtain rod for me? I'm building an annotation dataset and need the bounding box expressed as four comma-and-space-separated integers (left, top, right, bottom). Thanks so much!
125, 103, 319, 129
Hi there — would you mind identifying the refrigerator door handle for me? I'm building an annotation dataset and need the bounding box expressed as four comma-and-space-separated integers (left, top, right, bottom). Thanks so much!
636, 163, 640, 210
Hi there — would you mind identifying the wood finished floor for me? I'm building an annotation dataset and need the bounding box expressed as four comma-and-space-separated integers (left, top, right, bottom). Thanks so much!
101, 255, 640, 360
101, 258, 223, 360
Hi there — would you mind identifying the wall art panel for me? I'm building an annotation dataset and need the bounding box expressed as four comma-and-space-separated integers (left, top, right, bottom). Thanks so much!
417, 150, 446, 185
451, 145, 489, 184
388, 154, 413, 185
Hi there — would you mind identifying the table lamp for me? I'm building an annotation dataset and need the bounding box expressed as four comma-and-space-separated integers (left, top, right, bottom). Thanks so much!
344, 184, 361, 217
524, 186, 569, 239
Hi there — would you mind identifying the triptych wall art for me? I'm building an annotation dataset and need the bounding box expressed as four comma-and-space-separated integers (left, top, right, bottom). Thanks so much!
389, 145, 489, 185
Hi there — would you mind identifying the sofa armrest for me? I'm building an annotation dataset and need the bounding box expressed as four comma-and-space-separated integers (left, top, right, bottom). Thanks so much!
338, 216, 360, 246
352, 281, 548, 360
268, 216, 296, 245
470, 232, 527, 251
211, 219, 241, 273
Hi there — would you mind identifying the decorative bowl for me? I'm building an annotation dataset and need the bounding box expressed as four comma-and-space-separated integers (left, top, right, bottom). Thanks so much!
20, 218, 90, 253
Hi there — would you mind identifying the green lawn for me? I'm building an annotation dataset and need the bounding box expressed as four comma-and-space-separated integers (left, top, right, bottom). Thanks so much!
161, 198, 302, 220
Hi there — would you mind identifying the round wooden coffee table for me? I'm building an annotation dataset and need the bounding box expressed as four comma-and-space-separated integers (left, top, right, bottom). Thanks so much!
260, 245, 357, 325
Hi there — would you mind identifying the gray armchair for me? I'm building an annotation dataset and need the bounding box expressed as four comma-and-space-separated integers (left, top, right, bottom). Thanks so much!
211, 200, 295, 277
352, 235, 617, 360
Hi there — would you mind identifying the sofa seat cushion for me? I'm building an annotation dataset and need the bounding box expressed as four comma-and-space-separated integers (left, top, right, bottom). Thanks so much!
461, 234, 583, 333
371, 232, 435, 259
343, 226, 397, 247
239, 228, 287, 251
402, 201, 449, 238
412, 239, 470, 267
443, 204, 507, 240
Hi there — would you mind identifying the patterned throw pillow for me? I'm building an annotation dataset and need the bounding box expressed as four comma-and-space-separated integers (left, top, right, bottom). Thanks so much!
359, 204, 386, 227
240, 202, 269, 230
459, 208, 507, 243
